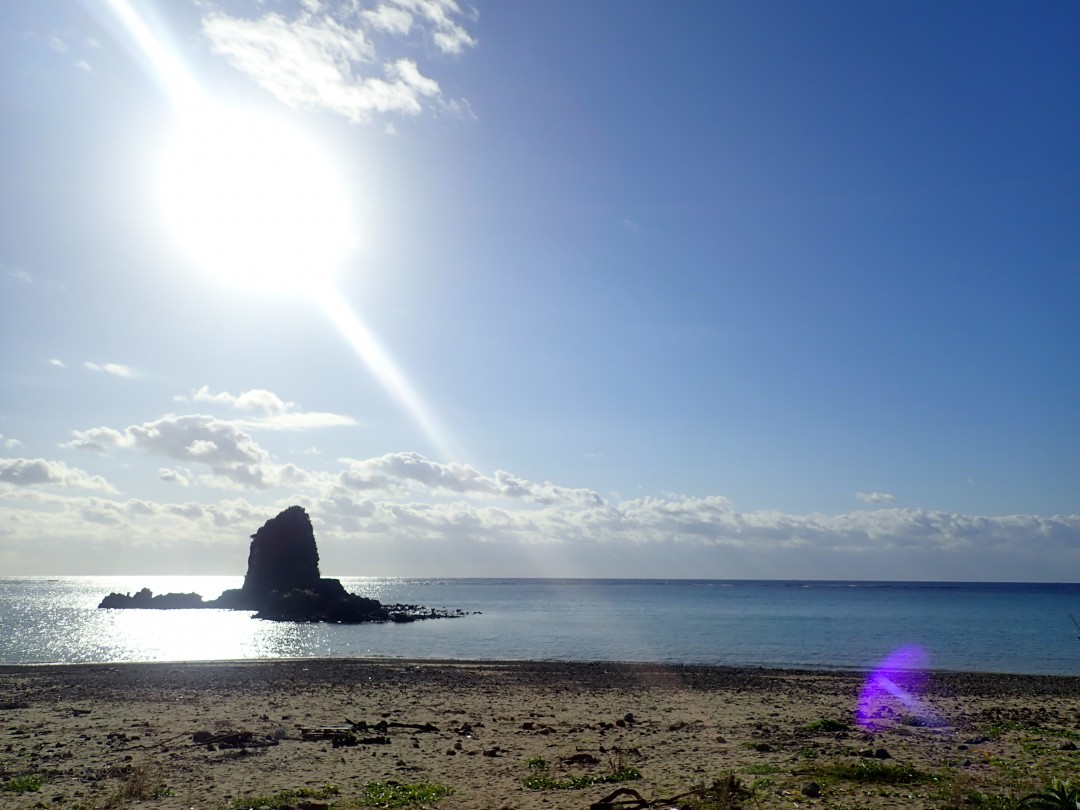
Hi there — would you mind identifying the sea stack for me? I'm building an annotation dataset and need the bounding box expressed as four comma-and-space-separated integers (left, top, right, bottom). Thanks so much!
98, 506, 471, 623
212, 506, 388, 621
243, 505, 322, 596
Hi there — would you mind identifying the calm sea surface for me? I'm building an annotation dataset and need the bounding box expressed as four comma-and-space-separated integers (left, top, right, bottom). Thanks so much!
2, 577, 1079, 674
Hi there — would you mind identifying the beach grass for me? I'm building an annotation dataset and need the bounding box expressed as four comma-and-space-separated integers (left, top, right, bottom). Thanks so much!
0, 774, 41, 793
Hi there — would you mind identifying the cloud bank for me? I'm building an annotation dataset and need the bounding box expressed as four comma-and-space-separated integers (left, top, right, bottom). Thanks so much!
0, 458, 115, 492
3, 386, 1077, 578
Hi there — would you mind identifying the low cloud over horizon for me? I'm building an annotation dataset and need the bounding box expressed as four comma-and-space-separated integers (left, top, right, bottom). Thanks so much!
1, 386, 1076, 580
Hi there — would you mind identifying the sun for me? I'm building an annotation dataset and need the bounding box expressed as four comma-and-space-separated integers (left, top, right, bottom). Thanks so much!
157, 103, 355, 297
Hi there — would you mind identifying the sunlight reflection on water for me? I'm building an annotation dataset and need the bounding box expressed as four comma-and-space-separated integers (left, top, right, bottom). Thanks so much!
2, 576, 323, 663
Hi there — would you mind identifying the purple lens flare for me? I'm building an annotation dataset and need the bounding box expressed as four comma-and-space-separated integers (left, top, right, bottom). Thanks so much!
857, 645, 938, 730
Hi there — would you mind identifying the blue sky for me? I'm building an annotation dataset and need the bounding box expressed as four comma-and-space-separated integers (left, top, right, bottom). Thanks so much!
1, 0, 1078, 579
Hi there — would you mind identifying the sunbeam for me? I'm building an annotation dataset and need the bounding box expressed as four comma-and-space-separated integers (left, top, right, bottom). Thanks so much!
99, 0, 200, 106
316, 291, 461, 464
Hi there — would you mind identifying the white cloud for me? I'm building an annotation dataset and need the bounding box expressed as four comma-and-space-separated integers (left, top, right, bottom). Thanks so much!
362, 4, 413, 35
0, 434, 21, 450
335, 452, 604, 506
66, 414, 301, 490
182, 385, 356, 429
158, 467, 189, 486
189, 385, 292, 415
5, 267, 32, 284
0, 457, 116, 492
856, 491, 896, 504
62, 425, 130, 454
200, 0, 474, 123
49, 358, 65, 368
84, 361, 136, 378
297, 491, 1080, 575
254, 412, 357, 430
379, 0, 477, 54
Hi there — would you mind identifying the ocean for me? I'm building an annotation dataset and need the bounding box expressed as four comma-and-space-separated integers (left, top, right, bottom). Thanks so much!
2, 577, 1078, 675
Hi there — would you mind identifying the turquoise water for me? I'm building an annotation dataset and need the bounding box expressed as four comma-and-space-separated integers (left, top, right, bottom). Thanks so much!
1, 577, 1079, 674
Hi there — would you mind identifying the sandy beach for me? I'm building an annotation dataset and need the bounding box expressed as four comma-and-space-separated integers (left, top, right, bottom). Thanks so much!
2, 660, 1080, 809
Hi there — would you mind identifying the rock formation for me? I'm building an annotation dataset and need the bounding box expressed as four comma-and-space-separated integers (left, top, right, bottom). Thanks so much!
98, 588, 204, 610
244, 505, 322, 595
98, 506, 469, 623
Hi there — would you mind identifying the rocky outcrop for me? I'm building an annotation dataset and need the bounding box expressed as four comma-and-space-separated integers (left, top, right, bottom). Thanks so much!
98, 588, 205, 609
245, 505, 322, 595
213, 505, 327, 613
98, 506, 469, 623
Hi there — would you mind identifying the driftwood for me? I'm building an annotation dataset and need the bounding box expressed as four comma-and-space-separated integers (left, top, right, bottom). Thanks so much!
298, 718, 440, 747
589, 772, 751, 810
192, 730, 253, 747
345, 718, 440, 733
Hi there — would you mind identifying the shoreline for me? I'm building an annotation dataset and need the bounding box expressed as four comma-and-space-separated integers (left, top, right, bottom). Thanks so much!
5, 655, 1080, 684
4, 659, 1080, 808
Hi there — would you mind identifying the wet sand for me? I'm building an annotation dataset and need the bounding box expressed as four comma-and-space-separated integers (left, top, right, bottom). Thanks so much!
2, 660, 1079, 809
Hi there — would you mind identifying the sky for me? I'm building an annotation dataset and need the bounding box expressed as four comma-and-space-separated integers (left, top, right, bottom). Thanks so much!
1, 1, 1078, 580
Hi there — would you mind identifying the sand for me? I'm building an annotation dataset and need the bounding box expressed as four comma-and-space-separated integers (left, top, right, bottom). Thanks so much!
2, 660, 1080, 809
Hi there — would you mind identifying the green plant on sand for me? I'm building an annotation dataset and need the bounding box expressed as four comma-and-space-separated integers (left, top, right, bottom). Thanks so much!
522, 755, 641, 791
667, 772, 753, 810
812, 758, 928, 785
1, 774, 43, 793
226, 785, 340, 810
801, 717, 851, 733
360, 781, 453, 808
1016, 779, 1080, 810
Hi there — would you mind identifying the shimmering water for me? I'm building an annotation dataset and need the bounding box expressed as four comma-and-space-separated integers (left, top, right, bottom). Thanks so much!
2, 577, 1079, 674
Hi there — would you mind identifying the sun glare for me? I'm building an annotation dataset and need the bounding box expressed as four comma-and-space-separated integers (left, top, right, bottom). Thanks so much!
158, 103, 355, 296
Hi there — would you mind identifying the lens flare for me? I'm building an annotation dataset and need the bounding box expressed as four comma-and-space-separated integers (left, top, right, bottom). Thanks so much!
857, 645, 939, 730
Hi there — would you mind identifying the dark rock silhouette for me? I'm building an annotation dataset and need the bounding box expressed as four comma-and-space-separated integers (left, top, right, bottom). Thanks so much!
98, 588, 204, 610
245, 505, 322, 594
211, 505, 386, 619
98, 506, 470, 623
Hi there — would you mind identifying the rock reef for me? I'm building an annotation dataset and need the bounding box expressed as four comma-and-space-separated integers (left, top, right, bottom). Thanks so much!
98, 506, 469, 623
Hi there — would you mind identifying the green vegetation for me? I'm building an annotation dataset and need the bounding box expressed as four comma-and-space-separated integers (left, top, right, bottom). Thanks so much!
1016, 779, 1080, 810
360, 781, 453, 808
523, 767, 642, 790
812, 758, 928, 785
107, 761, 172, 804
221, 783, 452, 810
936, 787, 1015, 810
679, 772, 753, 810
522, 756, 641, 790
801, 718, 851, 733
226, 785, 340, 810
742, 762, 782, 775
1, 774, 42, 793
